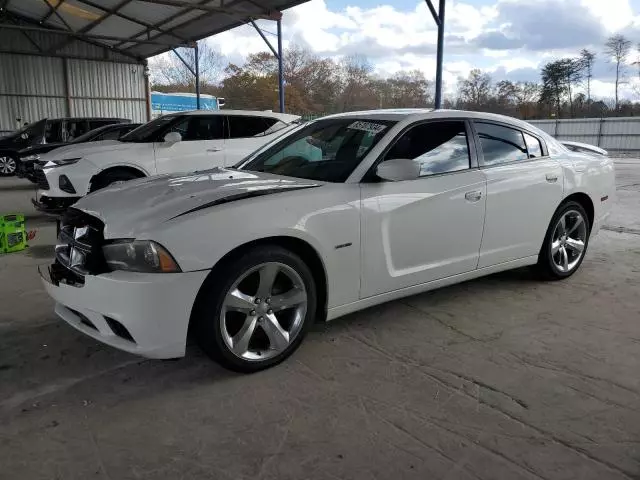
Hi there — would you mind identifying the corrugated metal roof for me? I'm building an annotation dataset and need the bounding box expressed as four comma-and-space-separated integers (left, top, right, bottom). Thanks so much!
1, 0, 310, 60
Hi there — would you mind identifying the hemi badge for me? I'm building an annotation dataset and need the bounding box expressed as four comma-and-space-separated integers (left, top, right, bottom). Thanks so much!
335, 242, 352, 250
601, 195, 609, 202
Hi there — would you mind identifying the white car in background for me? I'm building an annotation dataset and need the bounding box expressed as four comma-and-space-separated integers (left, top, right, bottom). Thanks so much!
32, 110, 300, 213
41, 109, 615, 372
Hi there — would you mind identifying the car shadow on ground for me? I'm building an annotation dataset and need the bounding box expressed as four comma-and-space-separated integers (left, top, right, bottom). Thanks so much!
0, 266, 545, 417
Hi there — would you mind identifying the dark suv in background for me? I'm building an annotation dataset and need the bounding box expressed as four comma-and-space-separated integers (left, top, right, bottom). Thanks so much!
0, 117, 130, 176
16, 122, 141, 182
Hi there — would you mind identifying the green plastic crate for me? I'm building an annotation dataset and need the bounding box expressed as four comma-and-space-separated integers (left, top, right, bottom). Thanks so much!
0, 214, 27, 254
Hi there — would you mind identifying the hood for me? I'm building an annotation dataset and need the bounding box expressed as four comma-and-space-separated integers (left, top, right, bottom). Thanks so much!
18, 143, 68, 156
74, 168, 323, 238
41, 139, 125, 161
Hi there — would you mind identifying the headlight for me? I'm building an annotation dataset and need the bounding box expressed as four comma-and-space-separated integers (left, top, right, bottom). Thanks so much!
22, 154, 40, 161
102, 240, 181, 273
47, 157, 81, 168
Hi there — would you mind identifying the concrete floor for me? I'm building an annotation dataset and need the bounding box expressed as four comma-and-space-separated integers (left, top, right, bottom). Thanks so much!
1, 160, 640, 480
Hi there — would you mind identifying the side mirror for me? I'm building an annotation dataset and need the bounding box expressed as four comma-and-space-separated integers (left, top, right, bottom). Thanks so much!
163, 131, 182, 145
376, 159, 420, 182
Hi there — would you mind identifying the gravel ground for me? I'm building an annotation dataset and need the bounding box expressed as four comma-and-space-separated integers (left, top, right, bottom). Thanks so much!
1, 160, 639, 480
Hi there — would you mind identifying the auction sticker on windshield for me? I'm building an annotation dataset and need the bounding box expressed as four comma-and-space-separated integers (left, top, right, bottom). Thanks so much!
347, 121, 388, 134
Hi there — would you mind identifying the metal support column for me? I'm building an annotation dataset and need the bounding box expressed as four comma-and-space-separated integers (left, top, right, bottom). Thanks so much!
194, 42, 200, 110
433, 0, 446, 109
277, 19, 285, 113
251, 17, 285, 113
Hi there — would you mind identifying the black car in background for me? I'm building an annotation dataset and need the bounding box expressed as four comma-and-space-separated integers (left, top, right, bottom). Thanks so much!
0, 117, 130, 176
16, 122, 141, 182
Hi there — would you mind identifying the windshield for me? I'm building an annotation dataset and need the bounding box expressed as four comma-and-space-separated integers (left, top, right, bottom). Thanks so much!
119, 116, 179, 143
239, 118, 394, 182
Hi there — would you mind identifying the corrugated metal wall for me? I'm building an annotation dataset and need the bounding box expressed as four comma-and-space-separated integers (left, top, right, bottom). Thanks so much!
0, 29, 148, 132
529, 118, 640, 152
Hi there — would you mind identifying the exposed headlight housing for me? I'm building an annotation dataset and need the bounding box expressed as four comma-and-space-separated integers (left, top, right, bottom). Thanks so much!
102, 240, 181, 273
47, 157, 81, 168
21, 154, 40, 161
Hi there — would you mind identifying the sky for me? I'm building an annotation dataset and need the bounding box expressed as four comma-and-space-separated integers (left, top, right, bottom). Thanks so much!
199, 0, 640, 100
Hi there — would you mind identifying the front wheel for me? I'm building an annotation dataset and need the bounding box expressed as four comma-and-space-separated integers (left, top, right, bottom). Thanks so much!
0, 155, 17, 176
194, 246, 317, 372
537, 201, 590, 280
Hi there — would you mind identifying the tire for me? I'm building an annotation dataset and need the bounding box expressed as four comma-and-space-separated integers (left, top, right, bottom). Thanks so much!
536, 201, 590, 280
194, 245, 317, 373
0, 154, 17, 177
90, 169, 140, 192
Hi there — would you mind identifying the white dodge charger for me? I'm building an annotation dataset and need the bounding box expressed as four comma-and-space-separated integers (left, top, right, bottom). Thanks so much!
40, 109, 615, 372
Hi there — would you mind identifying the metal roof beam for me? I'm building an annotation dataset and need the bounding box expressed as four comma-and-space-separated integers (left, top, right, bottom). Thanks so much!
74, 0, 189, 42
137, 0, 282, 20
40, 0, 64, 24
39, 0, 75, 31
117, 0, 250, 52
424, 0, 441, 27
250, 19, 278, 59
111, 0, 211, 50
0, 23, 190, 46
48, 0, 135, 53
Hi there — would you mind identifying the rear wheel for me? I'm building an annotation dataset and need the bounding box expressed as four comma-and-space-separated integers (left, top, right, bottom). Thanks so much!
0, 155, 16, 176
90, 169, 141, 192
194, 246, 317, 372
537, 201, 590, 280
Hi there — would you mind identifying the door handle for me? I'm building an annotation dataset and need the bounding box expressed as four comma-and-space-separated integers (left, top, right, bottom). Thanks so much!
465, 191, 482, 202
546, 173, 558, 183
207, 148, 222, 152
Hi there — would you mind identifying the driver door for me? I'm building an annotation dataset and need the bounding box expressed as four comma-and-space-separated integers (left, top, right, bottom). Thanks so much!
154, 115, 226, 174
360, 120, 487, 298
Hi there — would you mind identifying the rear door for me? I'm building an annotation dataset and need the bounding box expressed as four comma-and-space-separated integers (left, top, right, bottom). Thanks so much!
474, 121, 563, 267
154, 115, 226, 174
224, 115, 281, 165
360, 119, 487, 298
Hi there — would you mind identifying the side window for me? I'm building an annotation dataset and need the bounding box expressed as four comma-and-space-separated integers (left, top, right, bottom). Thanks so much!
44, 121, 63, 143
165, 117, 190, 138
476, 122, 528, 166
182, 116, 225, 141
228, 116, 278, 138
383, 121, 470, 176
524, 132, 543, 158
65, 120, 90, 141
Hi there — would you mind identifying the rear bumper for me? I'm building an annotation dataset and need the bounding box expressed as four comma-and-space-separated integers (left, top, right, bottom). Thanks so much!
32, 195, 80, 216
40, 265, 209, 359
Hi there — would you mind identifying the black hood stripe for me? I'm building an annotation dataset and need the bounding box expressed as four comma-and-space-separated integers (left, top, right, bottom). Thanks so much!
169, 184, 320, 220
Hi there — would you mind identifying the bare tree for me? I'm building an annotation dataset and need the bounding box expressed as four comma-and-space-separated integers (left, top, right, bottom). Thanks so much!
580, 49, 596, 102
604, 34, 631, 111
150, 41, 223, 89
458, 69, 492, 108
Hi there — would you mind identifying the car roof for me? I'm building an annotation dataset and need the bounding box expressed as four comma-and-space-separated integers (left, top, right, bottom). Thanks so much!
170, 110, 300, 123
323, 108, 534, 126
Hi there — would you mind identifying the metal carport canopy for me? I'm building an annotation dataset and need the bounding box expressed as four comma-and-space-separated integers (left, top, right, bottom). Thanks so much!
0, 0, 308, 58
0, 0, 447, 110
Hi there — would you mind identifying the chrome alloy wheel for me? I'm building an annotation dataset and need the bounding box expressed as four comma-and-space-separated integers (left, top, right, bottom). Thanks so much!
551, 209, 587, 273
220, 262, 308, 361
0, 156, 16, 175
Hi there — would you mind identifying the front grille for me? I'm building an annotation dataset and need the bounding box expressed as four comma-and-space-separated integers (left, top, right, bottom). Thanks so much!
34, 169, 50, 190
52, 209, 107, 285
